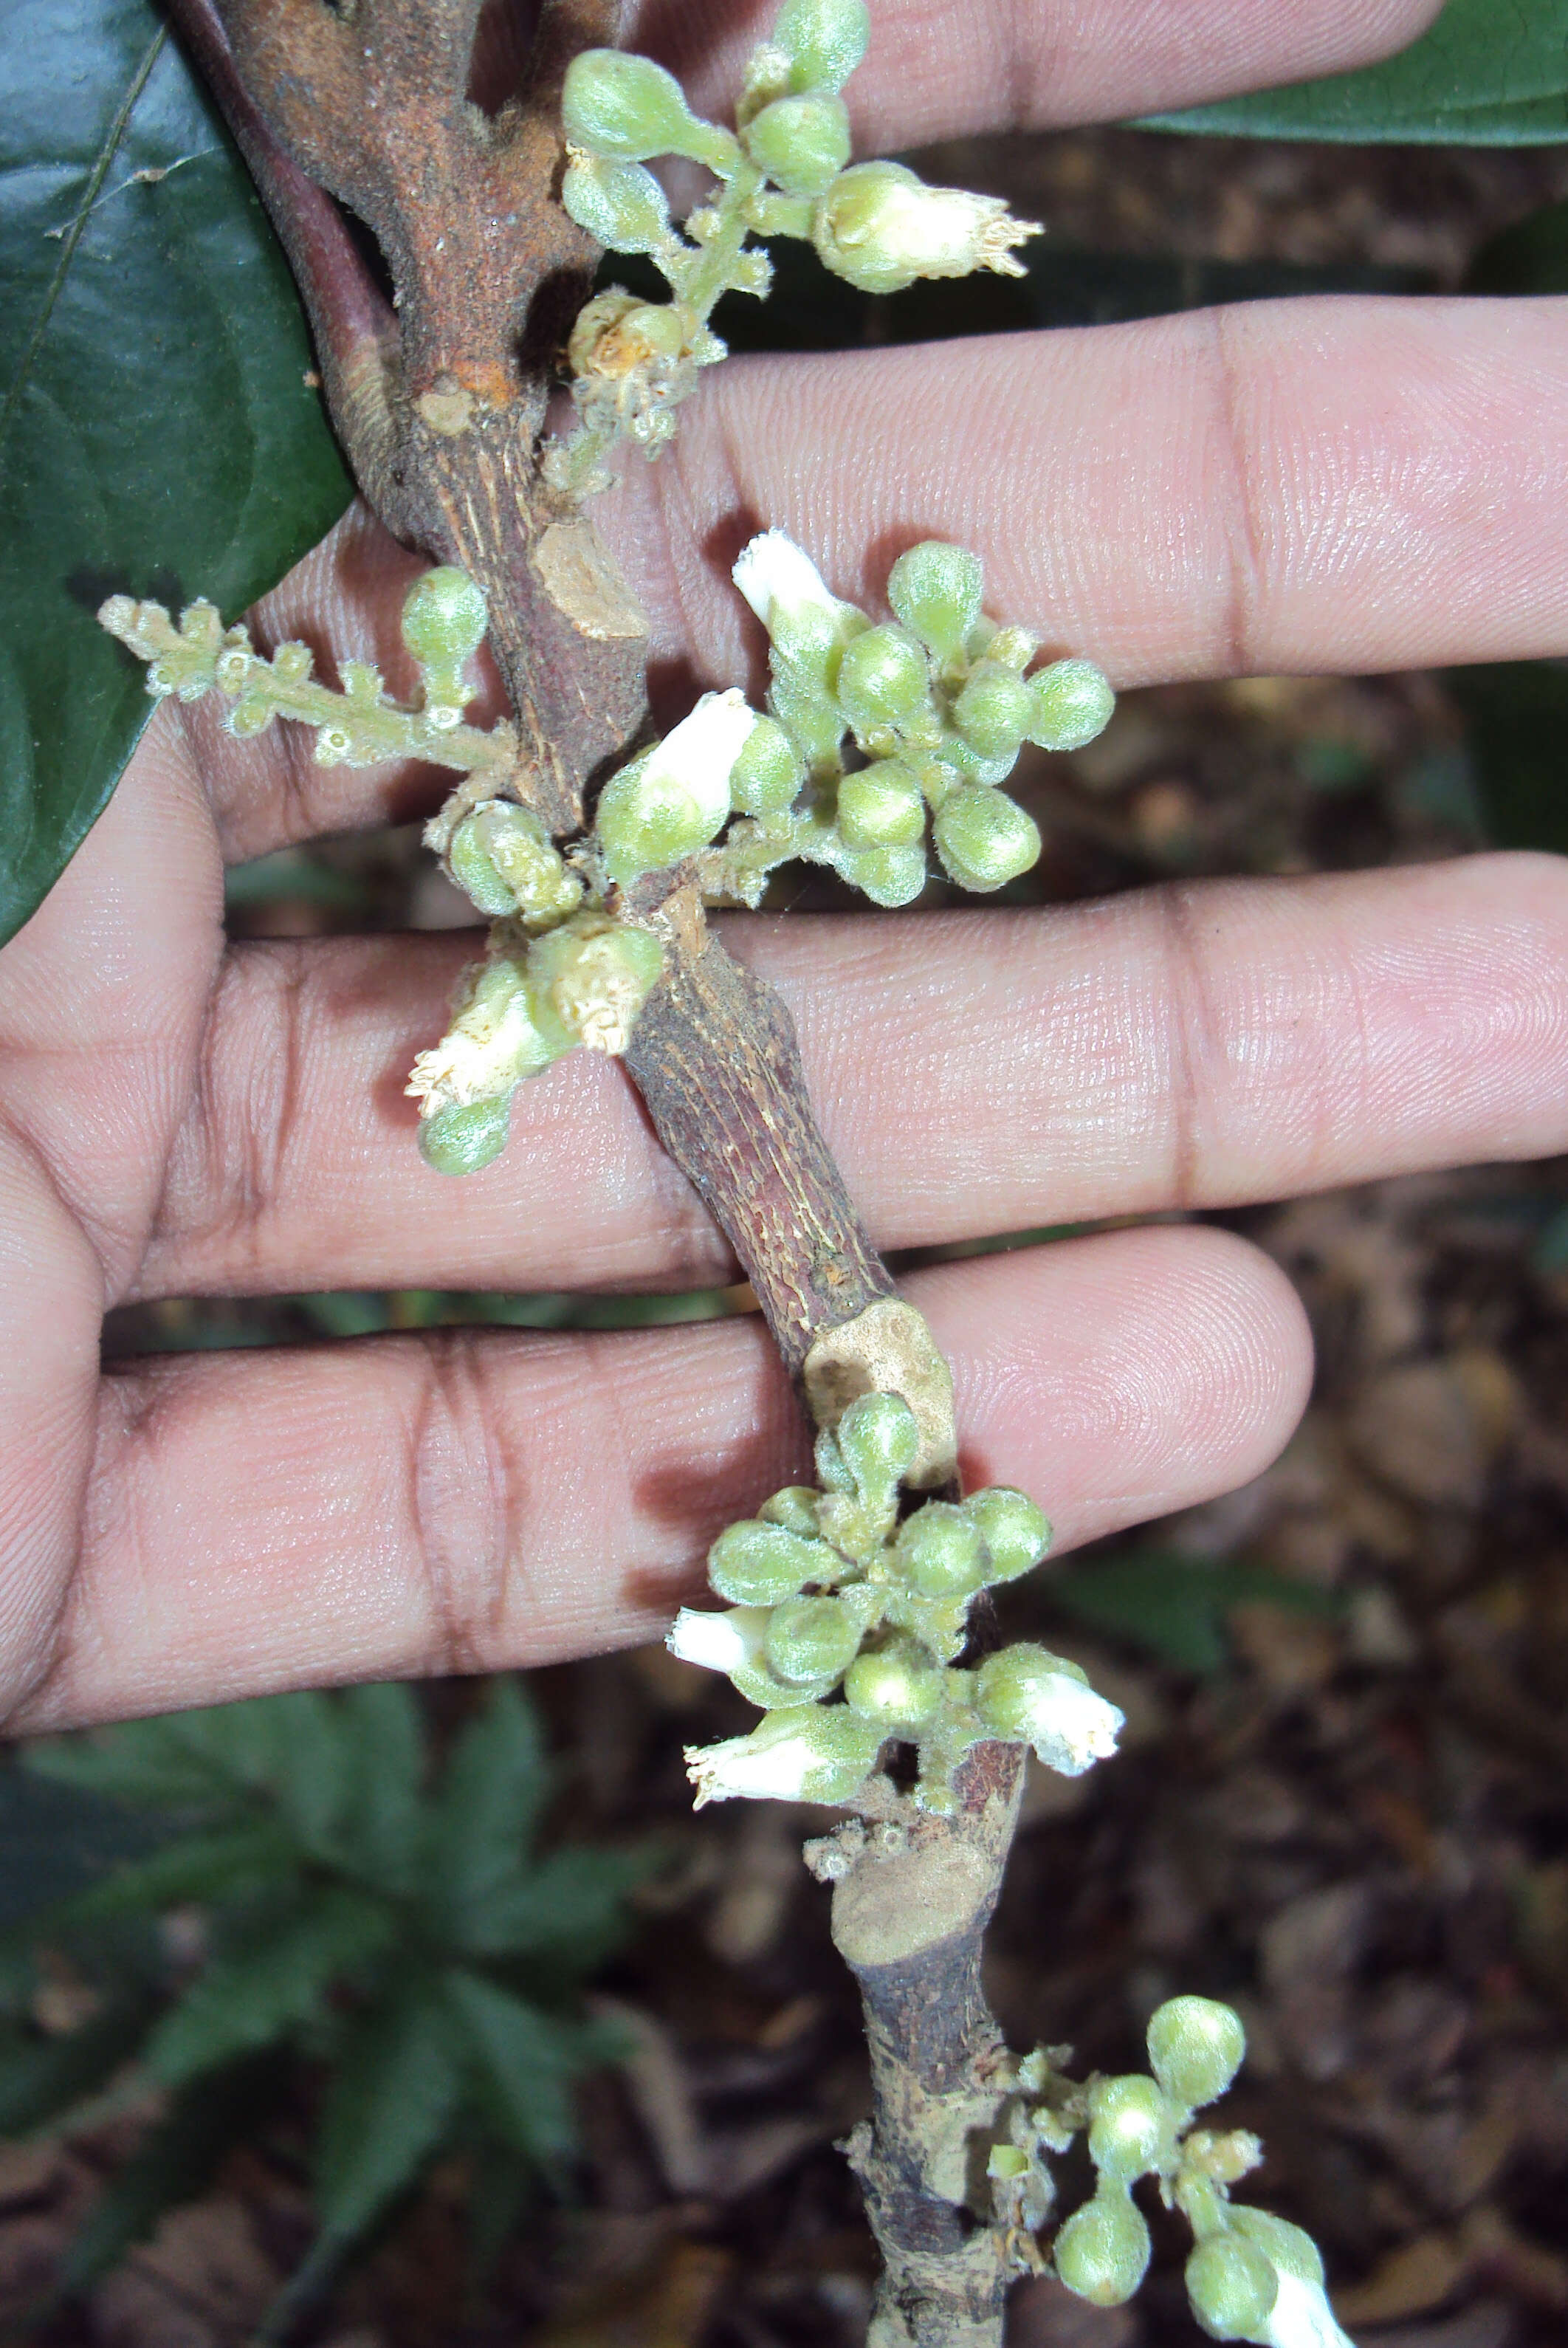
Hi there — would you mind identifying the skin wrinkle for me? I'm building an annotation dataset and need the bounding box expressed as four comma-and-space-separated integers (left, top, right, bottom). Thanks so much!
405, 1328, 515, 1678
124, 857, 1568, 1300
1206, 307, 1267, 679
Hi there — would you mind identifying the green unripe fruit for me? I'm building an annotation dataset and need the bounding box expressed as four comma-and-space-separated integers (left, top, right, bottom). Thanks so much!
887, 541, 983, 662
771, 0, 870, 92
595, 752, 715, 883
766, 1595, 862, 1683
760, 1485, 822, 1537
1146, 1996, 1246, 2111
836, 761, 926, 850
836, 1391, 920, 1500
965, 1487, 1050, 1583
894, 1503, 986, 1599
562, 49, 736, 169
932, 785, 1040, 891
729, 715, 802, 815
836, 624, 931, 733
953, 661, 1034, 761
1087, 2075, 1177, 2184
709, 1520, 833, 1605
844, 1641, 943, 1730
1026, 656, 1115, 752
419, 1096, 511, 1177
1186, 2237, 1279, 2341
843, 842, 927, 907
1228, 2208, 1324, 2289
743, 93, 851, 196
562, 156, 673, 256
1053, 2188, 1151, 2307
450, 811, 520, 917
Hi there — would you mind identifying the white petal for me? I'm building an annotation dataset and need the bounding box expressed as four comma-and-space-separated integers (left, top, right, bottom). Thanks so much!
1262, 2273, 1355, 2348
641, 687, 758, 836
732, 529, 840, 637
686, 1726, 819, 1807
1029, 1673, 1124, 1777
665, 1606, 769, 1675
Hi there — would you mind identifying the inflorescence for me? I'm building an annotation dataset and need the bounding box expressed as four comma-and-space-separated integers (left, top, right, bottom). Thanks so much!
549, 0, 1040, 490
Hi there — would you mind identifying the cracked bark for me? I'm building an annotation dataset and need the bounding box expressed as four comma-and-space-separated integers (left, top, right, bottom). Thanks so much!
173, 4, 1028, 2337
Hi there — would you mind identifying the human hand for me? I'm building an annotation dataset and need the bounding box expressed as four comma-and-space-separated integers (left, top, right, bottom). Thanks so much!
3, 0, 1566, 1734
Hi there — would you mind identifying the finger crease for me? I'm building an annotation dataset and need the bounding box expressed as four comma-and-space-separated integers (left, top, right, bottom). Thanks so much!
1206, 307, 1266, 679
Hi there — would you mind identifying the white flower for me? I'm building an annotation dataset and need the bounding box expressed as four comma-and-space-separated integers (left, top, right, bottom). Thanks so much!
405, 958, 558, 1116
811, 162, 1039, 295
732, 529, 847, 651
665, 1605, 771, 1675
684, 1706, 884, 1808
1261, 2271, 1354, 2348
1027, 1672, 1124, 1776
638, 687, 758, 837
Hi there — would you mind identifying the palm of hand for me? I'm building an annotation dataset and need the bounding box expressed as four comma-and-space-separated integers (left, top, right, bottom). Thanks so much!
3, 0, 1567, 1734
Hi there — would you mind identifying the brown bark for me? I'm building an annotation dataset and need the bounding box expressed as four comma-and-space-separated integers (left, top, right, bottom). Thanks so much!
182, 12, 1030, 2339
828, 1745, 1026, 2348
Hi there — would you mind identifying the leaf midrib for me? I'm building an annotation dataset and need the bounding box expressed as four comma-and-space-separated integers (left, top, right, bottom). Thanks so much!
0, 24, 165, 478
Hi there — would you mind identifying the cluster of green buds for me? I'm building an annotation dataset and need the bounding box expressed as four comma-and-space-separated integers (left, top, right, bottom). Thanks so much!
1010, 1999, 1352, 2348
668, 1390, 1123, 1813
549, 0, 1039, 490
719, 529, 1115, 904
98, 569, 512, 780
581, 528, 1115, 911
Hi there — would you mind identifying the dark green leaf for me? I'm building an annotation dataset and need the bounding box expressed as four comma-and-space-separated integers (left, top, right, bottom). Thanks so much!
0, 2001, 151, 2135
1144, 0, 1568, 145
0, 1764, 167, 1931
1533, 1201, 1568, 1274
35, 1819, 298, 1929
145, 1888, 395, 2087
453, 1846, 642, 1964
441, 1968, 580, 2168
1446, 662, 1568, 856
312, 1980, 461, 2249
54, 2065, 269, 2301
335, 1682, 429, 1893
0, 0, 351, 947
428, 1682, 549, 1940
1045, 1551, 1340, 1676
465, 2146, 535, 2290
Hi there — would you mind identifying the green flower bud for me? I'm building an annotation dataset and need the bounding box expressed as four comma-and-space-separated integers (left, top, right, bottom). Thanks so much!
562, 155, 673, 256
729, 1652, 839, 1710
813, 162, 1036, 295
844, 1640, 943, 1731
887, 542, 983, 663
835, 623, 930, 732
1228, 2208, 1324, 2290
760, 1485, 822, 1537
449, 813, 517, 918
766, 1594, 862, 1684
1186, 2237, 1279, 2342
965, 1487, 1050, 1584
418, 1096, 511, 1177
953, 661, 1034, 762
1087, 2076, 1177, 2184
894, 1502, 986, 1599
835, 1391, 920, 1500
932, 785, 1040, 891
729, 714, 803, 815
770, 0, 870, 92
563, 49, 737, 171
458, 803, 582, 930
836, 761, 926, 850
596, 690, 758, 883
1146, 1997, 1247, 2112
1054, 2186, 1151, 2307
709, 1520, 834, 1605
685, 1703, 885, 1808
973, 1645, 1124, 1775
842, 842, 928, 908
526, 917, 664, 1056
1026, 656, 1115, 752
401, 567, 488, 669
743, 92, 851, 196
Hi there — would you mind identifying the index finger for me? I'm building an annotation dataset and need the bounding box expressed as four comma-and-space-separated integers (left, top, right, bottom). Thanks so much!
628, 0, 1445, 151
